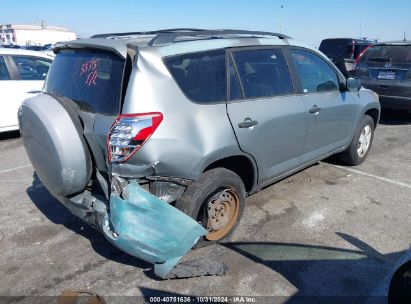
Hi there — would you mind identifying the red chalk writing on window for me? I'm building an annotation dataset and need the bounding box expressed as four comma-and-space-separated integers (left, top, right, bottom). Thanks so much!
80, 59, 99, 86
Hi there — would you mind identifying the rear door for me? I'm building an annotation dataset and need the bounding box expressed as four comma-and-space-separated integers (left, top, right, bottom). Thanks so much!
226, 47, 307, 184
287, 48, 358, 163
43, 48, 127, 172
0, 55, 18, 131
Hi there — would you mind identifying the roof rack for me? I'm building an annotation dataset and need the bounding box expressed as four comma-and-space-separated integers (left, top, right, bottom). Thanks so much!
91, 29, 291, 46
148, 29, 291, 46
91, 28, 209, 39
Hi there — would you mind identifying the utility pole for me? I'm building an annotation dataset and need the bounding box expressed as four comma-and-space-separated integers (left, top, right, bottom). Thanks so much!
404, 31, 406, 42
279, 4, 284, 33
34, 17, 46, 28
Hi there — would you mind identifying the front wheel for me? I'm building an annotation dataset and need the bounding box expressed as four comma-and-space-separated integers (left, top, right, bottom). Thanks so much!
176, 168, 245, 244
340, 115, 375, 166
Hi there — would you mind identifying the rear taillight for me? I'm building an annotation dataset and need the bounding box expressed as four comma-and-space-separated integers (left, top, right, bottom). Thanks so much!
107, 112, 163, 163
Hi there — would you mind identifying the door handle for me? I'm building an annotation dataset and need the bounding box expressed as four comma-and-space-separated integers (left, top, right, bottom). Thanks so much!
238, 118, 258, 128
309, 105, 322, 114
27, 90, 41, 94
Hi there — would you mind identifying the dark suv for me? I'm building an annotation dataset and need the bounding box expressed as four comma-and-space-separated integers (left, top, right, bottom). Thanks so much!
354, 41, 411, 111
319, 38, 374, 76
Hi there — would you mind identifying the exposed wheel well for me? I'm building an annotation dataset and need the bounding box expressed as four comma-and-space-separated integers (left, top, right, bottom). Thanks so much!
204, 156, 255, 192
365, 108, 379, 128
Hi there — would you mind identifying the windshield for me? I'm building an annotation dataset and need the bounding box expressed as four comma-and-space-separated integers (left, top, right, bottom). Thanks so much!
364, 45, 411, 63
44, 48, 125, 115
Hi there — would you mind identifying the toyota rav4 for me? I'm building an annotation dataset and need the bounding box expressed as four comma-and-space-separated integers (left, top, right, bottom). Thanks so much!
19, 29, 380, 276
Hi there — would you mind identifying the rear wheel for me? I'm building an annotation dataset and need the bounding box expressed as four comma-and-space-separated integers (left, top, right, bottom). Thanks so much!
176, 168, 245, 244
202, 188, 241, 241
340, 115, 375, 166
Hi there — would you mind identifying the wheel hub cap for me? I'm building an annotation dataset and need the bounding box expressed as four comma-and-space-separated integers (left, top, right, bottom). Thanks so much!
205, 189, 240, 241
357, 125, 372, 158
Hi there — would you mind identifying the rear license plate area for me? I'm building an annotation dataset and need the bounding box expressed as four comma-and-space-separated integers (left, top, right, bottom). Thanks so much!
378, 71, 396, 80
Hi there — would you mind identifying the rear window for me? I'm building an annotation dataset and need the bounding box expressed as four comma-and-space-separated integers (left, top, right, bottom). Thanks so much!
44, 49, 125, 115
364, 45, 411, 63
319, 39, 352, 58
164, 49, 227, 103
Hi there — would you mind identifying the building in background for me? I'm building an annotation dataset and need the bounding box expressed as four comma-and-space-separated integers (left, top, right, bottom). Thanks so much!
0, 23, 76, 46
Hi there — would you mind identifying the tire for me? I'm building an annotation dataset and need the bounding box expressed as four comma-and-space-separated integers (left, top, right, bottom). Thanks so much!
19, 94, 92, 197
176, 168, 245, 245
340, 115, 375, 166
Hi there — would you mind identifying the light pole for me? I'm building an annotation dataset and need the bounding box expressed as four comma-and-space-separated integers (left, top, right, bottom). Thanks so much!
279, 4, 284, 33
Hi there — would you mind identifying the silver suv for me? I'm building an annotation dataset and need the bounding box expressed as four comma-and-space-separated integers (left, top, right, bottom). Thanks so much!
19, 29, 380, 276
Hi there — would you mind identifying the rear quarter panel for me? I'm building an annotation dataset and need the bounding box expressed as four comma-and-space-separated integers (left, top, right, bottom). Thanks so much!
121, 48, 249, 181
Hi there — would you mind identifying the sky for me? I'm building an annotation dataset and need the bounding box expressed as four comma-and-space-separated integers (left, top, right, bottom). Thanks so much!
0, 0, 410, 47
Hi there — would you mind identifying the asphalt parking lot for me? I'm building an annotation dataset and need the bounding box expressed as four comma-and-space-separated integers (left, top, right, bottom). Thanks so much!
0, 110, 410, 303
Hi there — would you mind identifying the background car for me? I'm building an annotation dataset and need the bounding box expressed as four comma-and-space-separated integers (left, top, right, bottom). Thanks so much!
354, 41, 411, 111
2, 45, 21, 49
0, 48, 53, 132
388, 259, 411, 304
319, 38, 375, 76
20, 45, 47, 51
41, 43, 57, 56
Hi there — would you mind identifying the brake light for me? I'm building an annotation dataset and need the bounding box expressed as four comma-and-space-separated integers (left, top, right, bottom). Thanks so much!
107, 112, 163, 163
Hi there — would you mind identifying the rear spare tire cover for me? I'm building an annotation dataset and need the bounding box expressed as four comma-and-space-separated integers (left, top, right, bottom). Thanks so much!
19, 94, 92, 197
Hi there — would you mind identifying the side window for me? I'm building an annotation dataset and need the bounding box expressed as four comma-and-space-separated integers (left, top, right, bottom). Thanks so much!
231, 48, 294, 99
290, 49, 339, 93
12, 56, 52, 80
0, 56, 11, 80
164, 49, 226, 103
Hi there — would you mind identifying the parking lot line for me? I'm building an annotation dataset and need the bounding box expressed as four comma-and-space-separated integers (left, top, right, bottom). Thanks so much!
0, 164, 31, 175
333, 165, 411, 190
377, 125, 411, 129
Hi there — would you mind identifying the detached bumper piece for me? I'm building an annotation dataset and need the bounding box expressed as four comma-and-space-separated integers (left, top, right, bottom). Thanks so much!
101, 181, 222, 279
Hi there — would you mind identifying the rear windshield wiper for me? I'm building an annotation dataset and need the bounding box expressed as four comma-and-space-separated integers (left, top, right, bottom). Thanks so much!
366, 57, 391, 62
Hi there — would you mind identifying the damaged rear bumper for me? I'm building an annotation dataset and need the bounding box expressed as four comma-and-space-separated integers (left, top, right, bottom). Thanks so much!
59, 180, 206, 278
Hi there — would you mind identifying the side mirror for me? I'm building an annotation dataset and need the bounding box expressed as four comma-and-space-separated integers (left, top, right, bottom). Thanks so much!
346, 77, 362, 92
